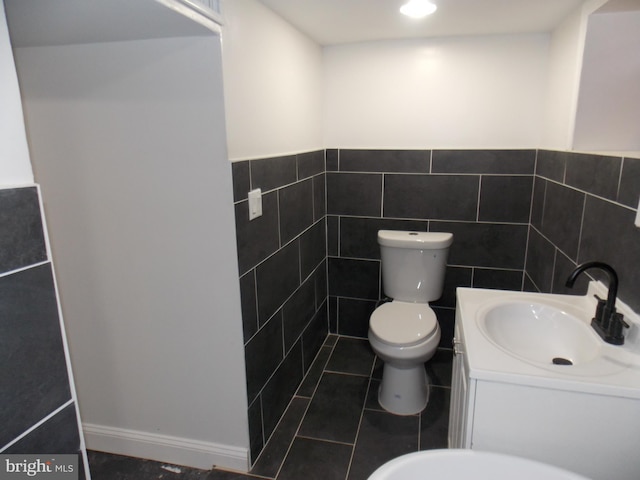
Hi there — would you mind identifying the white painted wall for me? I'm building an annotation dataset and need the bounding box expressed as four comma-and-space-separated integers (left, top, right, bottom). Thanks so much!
220, 0, 323, 161
323, 35, 549, 149
573, 9, 640, 152
14, 35, 250, 470
541, 6, 586, 150
0, 2, 32, 186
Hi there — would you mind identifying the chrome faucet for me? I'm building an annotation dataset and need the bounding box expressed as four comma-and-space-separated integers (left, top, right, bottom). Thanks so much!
565, 261, 629, 345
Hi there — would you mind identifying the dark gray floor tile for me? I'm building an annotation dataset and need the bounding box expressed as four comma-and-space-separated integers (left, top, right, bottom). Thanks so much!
420, 386, 451, 450
277, 437, 352, 480
347, 410, 419, 480
299, 373, 368, 443
251, 397, 309, 478
325, 337, 375, 376
426, 349, 453, 387
365, 378, 383, 411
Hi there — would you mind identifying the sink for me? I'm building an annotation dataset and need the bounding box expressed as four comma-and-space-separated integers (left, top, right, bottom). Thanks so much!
478, 302, 601, 366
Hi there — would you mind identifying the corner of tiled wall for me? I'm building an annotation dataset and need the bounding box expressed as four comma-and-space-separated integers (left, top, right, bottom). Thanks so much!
526, 150, 640, 312
326, 148, 536, 347
0, 185, 90, 480
231, 150, 328, 464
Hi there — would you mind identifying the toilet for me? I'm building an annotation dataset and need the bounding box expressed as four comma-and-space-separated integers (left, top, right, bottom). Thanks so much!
368, 230, 453, 415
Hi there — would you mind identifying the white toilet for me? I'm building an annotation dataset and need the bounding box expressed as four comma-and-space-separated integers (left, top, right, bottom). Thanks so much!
368, 230, 453, 415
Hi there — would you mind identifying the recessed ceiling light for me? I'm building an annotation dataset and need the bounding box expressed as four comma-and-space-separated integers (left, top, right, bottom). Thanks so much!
400, 0, 437, 19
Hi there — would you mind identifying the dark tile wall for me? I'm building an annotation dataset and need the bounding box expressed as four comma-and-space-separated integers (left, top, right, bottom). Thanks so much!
232, 151, 328, 464
526, 151, 640, 312
0, 186, 87, 480
327, 149, 536, 346
233, 147, 640, 465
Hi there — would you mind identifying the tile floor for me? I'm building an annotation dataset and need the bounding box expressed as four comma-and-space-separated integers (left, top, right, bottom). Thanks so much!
88, 335, 452, 480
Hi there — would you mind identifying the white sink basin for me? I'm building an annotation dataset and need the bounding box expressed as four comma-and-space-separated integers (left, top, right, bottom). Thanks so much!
478, 302, 601, 366
368, 449, 591, 480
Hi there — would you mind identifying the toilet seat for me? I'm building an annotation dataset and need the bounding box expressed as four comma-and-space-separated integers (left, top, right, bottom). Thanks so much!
370, 302, 438, 347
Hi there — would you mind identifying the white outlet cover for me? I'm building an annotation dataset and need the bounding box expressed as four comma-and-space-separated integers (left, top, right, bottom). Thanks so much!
248, 188, 262, 220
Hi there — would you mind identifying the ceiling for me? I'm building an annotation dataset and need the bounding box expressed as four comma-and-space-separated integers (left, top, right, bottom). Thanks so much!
257, 0, 589, 45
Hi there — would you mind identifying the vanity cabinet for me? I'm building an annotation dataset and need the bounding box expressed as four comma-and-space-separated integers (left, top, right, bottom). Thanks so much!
447, 319, 473, 449
449, 288, 640, 480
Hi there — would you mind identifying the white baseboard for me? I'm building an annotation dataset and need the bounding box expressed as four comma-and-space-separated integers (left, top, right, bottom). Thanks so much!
83, 423, 250, 472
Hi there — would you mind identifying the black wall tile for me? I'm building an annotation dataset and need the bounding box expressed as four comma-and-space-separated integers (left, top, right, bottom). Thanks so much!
0, 187, 47, 273
618, 157, 640, 208
328, 258, 380, 300
432, 150, 535, 174
235, 192, 280, 274
384, 174, 479, 221
326, 149, 339, 171
232, 161, 250, 202
340, 217, 427, 260
525, 228, 556, 293
239, 271, 258, 341
282, 278, 316, 353
553, 253, 589, 296
478, 176, 533, 223
261, 341, 304, 440
339, 149, 429, 173
247, 398, 264, 464
244, 313, 284, 403
336, 298, 377, 338
473, 268, 524, 291
327, 173, 383, 216
279, 179, 314, 245
313, 174, 326, 221
256, 241, 300, 323
530, 177, 546, 230
298, 150, 324, 179
251, 155, 297, 191
0, 264, 71, 446
431, 221, 528, 269
579, 196, 640, 312
565, 152, 621, 201
300, 220, 326, 281
536, 150, 567, 182
327, 215, 339, 256
313, 260, 328, 310
302, 303, 328, 371
540, 182, 584, 260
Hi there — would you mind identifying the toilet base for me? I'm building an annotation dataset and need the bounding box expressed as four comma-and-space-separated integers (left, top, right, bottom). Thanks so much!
378, 362, 430, 415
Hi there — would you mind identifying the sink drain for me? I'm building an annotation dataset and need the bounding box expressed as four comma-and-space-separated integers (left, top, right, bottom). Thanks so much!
552, 357, 573, 366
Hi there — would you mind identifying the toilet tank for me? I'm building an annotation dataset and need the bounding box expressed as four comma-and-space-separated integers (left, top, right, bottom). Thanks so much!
378, 230, 453, 303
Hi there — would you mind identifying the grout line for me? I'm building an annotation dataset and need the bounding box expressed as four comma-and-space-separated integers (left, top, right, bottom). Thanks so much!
344, 346, 378, 480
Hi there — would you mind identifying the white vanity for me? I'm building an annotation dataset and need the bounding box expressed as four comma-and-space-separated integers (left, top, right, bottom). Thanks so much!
449, 283, 640, 480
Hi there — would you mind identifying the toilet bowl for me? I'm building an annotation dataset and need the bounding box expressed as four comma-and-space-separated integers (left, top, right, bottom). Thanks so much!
369, 301, 441, 415
368, 230, 452, 416
368, 449, 591, 480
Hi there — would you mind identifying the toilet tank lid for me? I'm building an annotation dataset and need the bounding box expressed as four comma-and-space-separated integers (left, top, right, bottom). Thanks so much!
378, 230, 453, 249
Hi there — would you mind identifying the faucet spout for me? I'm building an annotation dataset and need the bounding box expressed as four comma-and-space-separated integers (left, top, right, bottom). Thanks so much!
566, 261, 618, 314
565, 261, 627, 345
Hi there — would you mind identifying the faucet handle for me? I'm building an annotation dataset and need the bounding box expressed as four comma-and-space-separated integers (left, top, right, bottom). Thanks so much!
608, 312, 629, 345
